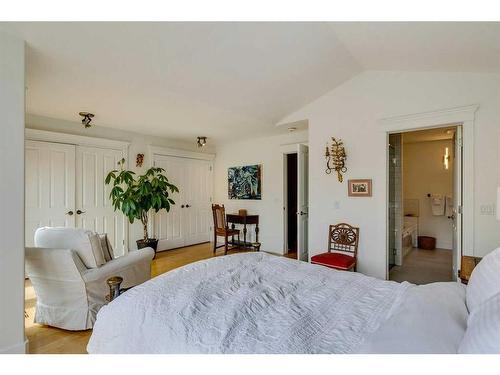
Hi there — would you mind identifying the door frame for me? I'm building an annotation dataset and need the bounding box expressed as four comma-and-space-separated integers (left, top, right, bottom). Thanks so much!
379, 104, 478, 280
280, 142, 309, 258
148, 145, 215, 249
25, 128, 131, 252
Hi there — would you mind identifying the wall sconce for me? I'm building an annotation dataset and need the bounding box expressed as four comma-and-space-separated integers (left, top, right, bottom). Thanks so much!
325, 137, 347, 182
197, 136, 207, 148
79, 112, 94, 128
443, 147, 450, 170
136, 153, 144, 168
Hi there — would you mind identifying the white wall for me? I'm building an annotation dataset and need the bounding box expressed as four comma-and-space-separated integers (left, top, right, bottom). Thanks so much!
26, 114, 215, 250
214, 130, 308, 254
281, 71, 500, 279
403, 139, 454, 250
0, 32, 26, 353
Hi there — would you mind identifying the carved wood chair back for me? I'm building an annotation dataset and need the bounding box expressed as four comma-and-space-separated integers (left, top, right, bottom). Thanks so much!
212, 204, 228, 233
328, 223, 359, 258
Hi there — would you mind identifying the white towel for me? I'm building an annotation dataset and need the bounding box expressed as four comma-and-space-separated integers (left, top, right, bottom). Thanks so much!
430, 194, 445, 216
445, 196, 453, 217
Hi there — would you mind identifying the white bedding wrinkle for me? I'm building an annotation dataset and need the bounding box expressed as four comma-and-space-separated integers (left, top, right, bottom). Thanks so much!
87, 252, 411, 354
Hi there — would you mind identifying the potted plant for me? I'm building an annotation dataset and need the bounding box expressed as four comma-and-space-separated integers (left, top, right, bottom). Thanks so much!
105, 159, 178, 257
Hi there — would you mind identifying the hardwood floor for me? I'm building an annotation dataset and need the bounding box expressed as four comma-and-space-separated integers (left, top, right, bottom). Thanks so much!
389, 247, 453, 284
25, 243, 267, 354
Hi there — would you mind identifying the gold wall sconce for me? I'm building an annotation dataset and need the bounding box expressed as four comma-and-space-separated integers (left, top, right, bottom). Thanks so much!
136, 153, 144, 167
325, 137, 347, 182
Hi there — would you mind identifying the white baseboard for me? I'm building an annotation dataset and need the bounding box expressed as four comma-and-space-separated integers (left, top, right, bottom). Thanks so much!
436, 241, 453, 250
0, 339, 28, 354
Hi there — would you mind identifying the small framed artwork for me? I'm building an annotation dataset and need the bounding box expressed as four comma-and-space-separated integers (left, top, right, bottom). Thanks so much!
348, 179, 372, 197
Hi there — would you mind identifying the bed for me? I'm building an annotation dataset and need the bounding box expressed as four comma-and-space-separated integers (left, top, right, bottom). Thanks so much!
87, 250, 500, 354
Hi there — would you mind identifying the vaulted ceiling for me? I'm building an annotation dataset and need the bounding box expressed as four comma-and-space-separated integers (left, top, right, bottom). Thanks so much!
1, 22, 500, 143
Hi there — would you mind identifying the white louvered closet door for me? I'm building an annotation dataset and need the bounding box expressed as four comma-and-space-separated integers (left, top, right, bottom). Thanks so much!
75, 146, 127, 257
153, 155, 213, 251
25, 140, 76, 247
183, 158, 213, 247
154, 155, 186, 250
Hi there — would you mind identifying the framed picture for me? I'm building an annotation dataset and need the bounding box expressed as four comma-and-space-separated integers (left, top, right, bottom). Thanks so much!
348, 179, 372, 197
228, 164, 262, 200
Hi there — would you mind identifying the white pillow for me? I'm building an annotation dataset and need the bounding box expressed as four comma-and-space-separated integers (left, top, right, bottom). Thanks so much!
99, 233, 114, 262
459, 292, 500, 354
34, 227, 106, 268
466, 247, 500, 313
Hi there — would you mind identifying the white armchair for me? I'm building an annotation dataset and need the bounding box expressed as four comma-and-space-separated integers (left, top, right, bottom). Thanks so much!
25, 227, 154, 331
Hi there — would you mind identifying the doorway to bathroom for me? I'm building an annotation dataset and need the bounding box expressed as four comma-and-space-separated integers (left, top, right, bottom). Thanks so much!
387, 125, 462, 284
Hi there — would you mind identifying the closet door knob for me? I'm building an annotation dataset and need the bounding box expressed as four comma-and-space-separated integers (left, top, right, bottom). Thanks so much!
76, 210, 85, 215
181, 205, 185, 208
66, 210, 74, 216
186, 204, 191, 208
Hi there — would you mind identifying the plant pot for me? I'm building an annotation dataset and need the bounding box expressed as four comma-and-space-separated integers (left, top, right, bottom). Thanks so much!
137, 238, 159, 258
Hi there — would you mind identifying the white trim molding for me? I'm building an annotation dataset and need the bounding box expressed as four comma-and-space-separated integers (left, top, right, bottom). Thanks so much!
148, 145, 215, 162
379, 104, 479, 132
25, 128, 130, 151
380, 104, 478, 279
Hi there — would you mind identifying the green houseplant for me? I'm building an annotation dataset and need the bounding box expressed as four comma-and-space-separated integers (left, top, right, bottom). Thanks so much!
105, 159, 179, 256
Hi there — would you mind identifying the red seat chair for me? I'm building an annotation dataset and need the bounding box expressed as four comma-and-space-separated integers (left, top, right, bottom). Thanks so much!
311, 223, 359, 271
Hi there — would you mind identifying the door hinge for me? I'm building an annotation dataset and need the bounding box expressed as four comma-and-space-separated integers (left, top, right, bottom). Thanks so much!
209, 196, 212, 202
209, 165, 212, 171
458, 205, 463, 214
456, 136, 463, 147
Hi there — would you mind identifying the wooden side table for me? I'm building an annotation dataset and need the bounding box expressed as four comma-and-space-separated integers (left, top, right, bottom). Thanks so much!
459, 256, 482, 284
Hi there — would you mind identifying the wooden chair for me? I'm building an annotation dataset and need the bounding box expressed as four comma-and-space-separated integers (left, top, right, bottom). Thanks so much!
311, 223, 359, 271
212, 204, 240, 255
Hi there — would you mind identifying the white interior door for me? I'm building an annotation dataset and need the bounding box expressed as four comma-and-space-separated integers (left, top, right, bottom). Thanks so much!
183, 158, 213, 247
76, 146, 127, 256
154, 155, 186, 250
452, 126, 463, 280
297, 144, 309, 262
25, 140, 76, 247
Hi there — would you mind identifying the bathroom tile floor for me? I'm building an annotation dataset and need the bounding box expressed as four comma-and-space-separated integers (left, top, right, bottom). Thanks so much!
389, 247, 453, 284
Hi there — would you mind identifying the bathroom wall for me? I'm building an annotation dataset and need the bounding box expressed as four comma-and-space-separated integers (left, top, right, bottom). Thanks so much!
403, 139, 454, 249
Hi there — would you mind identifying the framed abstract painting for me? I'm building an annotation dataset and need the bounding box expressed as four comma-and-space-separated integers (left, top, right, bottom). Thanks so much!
228, 164, 262, 200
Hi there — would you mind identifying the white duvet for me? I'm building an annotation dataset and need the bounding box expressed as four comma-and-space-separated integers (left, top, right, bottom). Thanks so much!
87, 252, 466, 354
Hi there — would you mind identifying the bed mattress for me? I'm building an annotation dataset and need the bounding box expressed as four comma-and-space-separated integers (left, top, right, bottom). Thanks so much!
87, 252, 467, 354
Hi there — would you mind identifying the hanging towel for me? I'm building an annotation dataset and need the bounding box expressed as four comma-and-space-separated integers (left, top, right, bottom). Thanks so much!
430, 194, 445, 216
445, 196, 453, 217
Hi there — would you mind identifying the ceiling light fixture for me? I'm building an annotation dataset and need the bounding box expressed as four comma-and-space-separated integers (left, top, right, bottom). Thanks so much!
79, 112, 94, 128
288, 126, 297, 132
197, 136, 207, 148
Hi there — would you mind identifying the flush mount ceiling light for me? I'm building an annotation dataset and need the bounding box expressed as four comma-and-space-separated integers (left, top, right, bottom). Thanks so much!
197, 136, 207, 148
288, 126, 297, 132
79, 112, 94, 128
